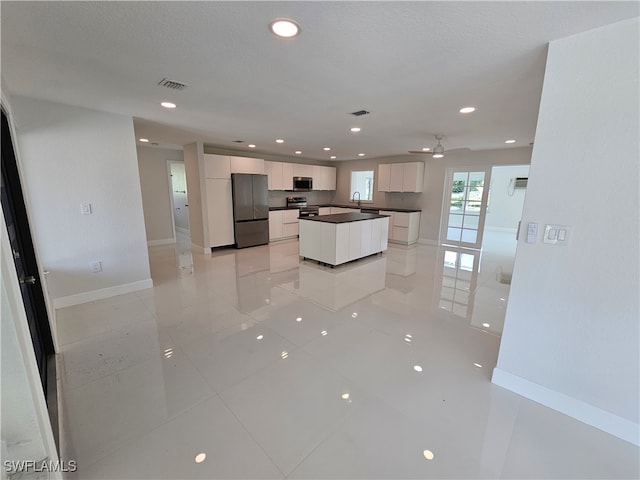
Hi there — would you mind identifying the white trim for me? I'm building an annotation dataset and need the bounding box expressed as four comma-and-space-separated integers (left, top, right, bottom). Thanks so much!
147, 238, 175, 246
176, 226, 190, 236
52, 278, 153, 309
492, 368, 639, 446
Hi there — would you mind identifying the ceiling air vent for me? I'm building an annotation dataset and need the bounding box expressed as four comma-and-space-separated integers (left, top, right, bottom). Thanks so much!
157, 78, 189, 90
350, 110, 370, 116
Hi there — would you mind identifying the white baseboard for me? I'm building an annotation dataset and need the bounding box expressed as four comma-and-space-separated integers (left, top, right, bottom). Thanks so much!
147, 238, 175, 246
53, 279, 154, 309
492, 368, 639, 446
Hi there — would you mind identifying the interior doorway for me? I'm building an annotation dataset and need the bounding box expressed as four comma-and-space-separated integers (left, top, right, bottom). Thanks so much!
168, 161, 190, 239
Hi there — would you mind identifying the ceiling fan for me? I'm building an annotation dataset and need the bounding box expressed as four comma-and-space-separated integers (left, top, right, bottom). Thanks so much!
409, 135, 446, 158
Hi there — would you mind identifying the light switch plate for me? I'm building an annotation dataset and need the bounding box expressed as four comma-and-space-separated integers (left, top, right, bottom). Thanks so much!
526, 222, 538, 243
544, 224, 569, 245
81, 202, 92, 215
89, 261, 102, 273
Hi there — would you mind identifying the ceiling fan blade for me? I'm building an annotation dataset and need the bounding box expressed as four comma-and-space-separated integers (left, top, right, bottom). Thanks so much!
408, 150, 434, 154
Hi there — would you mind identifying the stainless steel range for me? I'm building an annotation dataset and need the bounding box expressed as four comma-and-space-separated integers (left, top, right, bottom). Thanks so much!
286, 196, 318, 217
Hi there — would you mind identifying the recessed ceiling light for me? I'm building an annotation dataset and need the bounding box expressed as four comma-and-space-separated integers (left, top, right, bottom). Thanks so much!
330, 155, 336, 159
276, 139, 284, 143
358, 153, 365, 157
160, 101, 176, 109
505, 139, 516, 144
413, 365, 423, 372
459, 106, 475, 113
323, 147, 331, 151
421, 147, 431, 151
269, 19, 300, 38
248, 144, 256, 148
194, 453, 207, 463
139, 138, 149, 143
433, 153, 444, 159
482, 323, 490, 328
295, 151, 302, 155
350, 127, 361, 133
474, 363, 483, 368
423, 450, 435, 460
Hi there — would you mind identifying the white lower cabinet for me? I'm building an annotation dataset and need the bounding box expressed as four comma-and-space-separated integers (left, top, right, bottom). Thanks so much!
269, 209, 299, 241
379, 211, 420, 245
299, 217, 389, 266
205, 179, 235, 247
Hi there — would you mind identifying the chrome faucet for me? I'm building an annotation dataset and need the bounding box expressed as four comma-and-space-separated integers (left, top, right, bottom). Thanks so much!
352, 191, 361, 207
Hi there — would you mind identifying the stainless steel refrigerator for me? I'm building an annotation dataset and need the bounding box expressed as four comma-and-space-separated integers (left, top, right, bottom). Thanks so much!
231, 173, 269, 248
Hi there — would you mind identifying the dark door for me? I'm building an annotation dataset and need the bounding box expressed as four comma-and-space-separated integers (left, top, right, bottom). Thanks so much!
1, 108, 58, 446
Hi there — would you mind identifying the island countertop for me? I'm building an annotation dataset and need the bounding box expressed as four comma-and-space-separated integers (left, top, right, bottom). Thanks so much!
300, 212, 388, 224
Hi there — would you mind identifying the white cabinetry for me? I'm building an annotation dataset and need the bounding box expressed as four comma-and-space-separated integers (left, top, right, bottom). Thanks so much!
299, 216, 389, 267
312, 165, 337, 190
269, 209, 299, 241
379, 210, 421, 245
205, 179, 235, 247
293, 163, 313, 178
282, 163, 294, 190
378, 163, 391, 191
268, 211, 283, 240
377, 162, 424, 192
204, 154, 231, 179
229, 156, 264, 174
265, 161, 285, 190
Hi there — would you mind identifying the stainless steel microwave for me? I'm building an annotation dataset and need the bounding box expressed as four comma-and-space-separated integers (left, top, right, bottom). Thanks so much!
293, 177, 312, 191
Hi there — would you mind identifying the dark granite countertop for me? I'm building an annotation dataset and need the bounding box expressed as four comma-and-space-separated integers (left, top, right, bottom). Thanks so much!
269, 206, 300, 211
310, 204, 421, 213
299, 212, 389, 224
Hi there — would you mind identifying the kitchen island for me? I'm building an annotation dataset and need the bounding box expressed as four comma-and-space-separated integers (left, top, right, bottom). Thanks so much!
299, 213, 389, 267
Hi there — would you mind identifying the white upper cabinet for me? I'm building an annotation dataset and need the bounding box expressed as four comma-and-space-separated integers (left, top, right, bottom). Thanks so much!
377, 162, 424, 192
204, 154, 231, 179
229, 156, 265, 174
389, 163, 404, 191
377, 163, 390, 192
265, 161, 285, 190
282, 162, 294, 190
402, 162, 424, 192
312, 165, 337, 190
293, 163, 313, 178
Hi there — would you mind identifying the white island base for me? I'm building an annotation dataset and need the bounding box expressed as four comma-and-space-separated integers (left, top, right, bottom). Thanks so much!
299, 213, 389, 267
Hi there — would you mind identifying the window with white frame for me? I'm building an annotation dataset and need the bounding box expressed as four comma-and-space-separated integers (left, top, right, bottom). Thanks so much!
350, 170, 374, 202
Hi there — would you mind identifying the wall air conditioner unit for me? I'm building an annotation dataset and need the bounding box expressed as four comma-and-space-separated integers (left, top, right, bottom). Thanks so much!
514, 177, 528, 189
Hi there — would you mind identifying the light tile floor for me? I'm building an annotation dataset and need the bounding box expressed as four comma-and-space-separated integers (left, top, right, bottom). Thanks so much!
56, 236, 639, 479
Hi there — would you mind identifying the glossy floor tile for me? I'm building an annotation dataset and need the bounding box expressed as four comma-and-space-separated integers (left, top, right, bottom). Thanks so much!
56, 235, 639, 479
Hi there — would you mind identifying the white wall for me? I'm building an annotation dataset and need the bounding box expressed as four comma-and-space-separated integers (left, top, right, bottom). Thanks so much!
493, 18, 639, 445
485, 165, 530, 231
183, 142, 206, 250
10, 96, 152, 307
137, 146, 183, 244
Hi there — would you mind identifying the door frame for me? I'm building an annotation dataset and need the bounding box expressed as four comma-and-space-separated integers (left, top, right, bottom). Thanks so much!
1, 106, 59, 450
439, 166, 492, 249
167, 160, 190, 237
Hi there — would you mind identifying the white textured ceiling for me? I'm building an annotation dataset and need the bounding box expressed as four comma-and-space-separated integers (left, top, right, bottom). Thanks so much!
2, 1, 638, 161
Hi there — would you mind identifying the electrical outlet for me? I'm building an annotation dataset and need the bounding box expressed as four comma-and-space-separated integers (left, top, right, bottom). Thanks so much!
89, 261, 102, 273
81, 202, 92, 215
